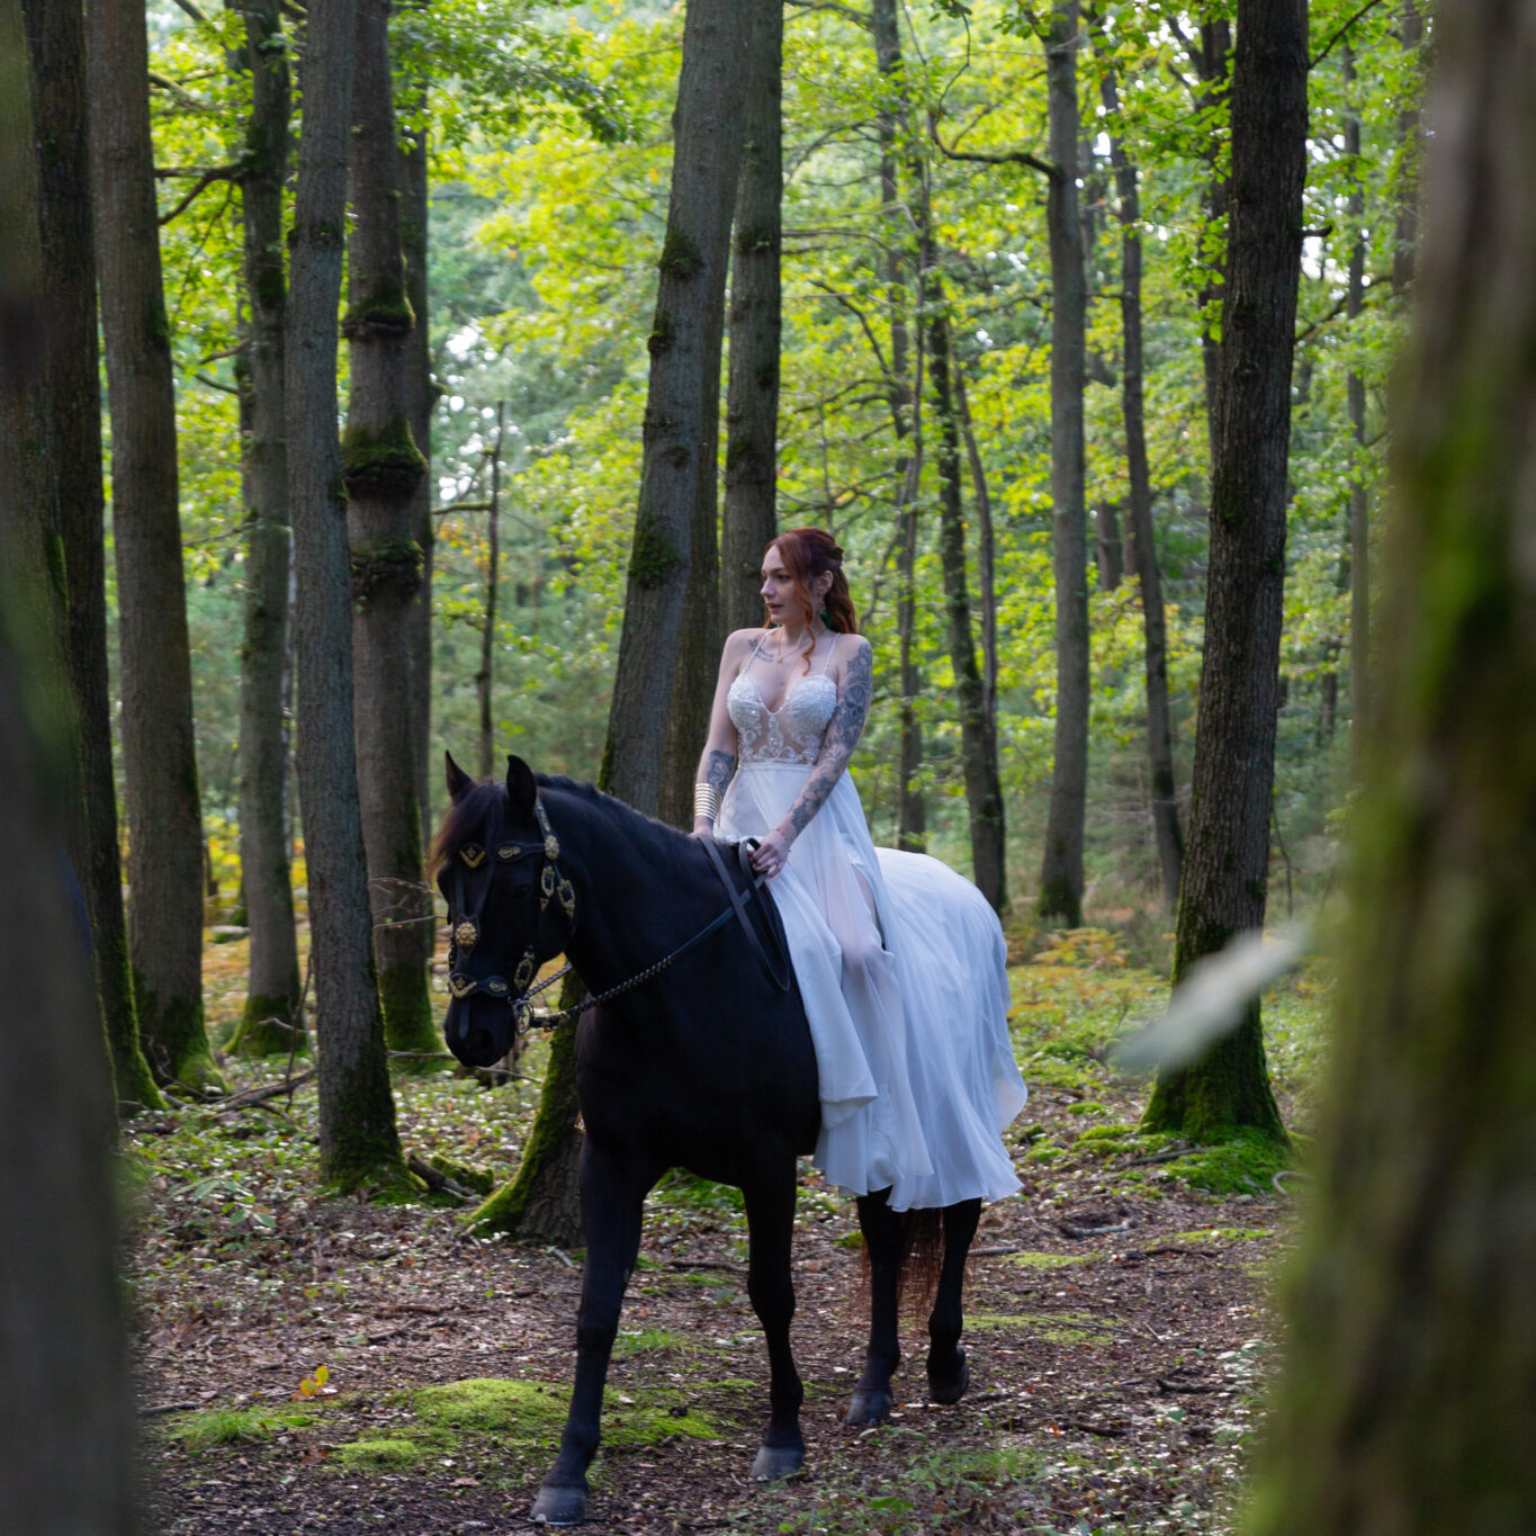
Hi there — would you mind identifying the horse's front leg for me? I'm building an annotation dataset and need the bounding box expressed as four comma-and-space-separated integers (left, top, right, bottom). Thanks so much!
531, 1141, 655, 1526
846, 1187, 902, 1426
741, 1165, 806, 1481
927, 1198, 980, 1404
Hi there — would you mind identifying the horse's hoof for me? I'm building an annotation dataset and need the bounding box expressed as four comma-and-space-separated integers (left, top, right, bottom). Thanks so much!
752, 1443, 806, 1482
927, 1348, 970, 1406
844, 1388, 893, 1427
531, 1483, 588, 1526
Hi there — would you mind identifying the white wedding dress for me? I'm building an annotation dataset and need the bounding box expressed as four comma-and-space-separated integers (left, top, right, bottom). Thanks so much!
717, 647, 1028, 1210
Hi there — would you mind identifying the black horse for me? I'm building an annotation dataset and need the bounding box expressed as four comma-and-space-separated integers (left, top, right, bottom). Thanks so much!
436, 755, 984, 1526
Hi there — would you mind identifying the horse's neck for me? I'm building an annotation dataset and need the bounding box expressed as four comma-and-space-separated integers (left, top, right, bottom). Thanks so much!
544, 788, 713, 996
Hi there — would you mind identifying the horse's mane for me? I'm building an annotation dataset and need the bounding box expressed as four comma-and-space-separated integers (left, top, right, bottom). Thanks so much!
427, 771, 692, 877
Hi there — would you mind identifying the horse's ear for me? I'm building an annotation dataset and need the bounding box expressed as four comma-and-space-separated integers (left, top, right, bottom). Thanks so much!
506, 755, 538, 814
444, 751, 474, 804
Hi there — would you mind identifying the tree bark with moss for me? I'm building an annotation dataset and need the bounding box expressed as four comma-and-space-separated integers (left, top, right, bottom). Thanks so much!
1245, 6, 1536, 1527
345, 0, 437, 1061
87, 0, 220, 1094
476, 0, 751, 1240
286, 0, 411, 1196
1141, 0, 1305, 1147
229, 0, 304, 1058
20, 0, 161, 1108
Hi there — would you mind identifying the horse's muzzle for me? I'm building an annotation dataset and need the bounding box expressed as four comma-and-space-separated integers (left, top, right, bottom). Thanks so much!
443, 995, 516, 1068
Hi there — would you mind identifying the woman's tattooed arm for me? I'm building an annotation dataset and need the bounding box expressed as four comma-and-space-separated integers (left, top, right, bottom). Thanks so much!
704, 748, 736, 798
778, 640, 873, 842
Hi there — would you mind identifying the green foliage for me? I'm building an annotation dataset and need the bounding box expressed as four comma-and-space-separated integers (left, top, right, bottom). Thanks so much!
166, 1405, 316, 1449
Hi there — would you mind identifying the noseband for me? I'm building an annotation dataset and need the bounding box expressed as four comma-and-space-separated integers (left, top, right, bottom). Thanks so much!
445, 797, 575, 1036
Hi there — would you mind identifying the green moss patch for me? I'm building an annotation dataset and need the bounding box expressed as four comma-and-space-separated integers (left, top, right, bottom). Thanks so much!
166, 1406, 315, 1449
966, 1312, 1117, 1347
613, 1327, 690, 1358
1156, 1130, 1290, 1195
1002, 1250, 1092, 1270
334, 1437, 423, 1470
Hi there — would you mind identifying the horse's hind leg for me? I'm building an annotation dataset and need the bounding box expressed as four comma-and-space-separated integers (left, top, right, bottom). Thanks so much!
846, 1187, 902, 1427
927, 1198, 981, 1405
742, 1166, 806, 1482
531, 1142, 654, 1527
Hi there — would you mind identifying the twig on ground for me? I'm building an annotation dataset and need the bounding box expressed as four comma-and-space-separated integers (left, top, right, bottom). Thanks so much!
215, 1069, 316, 1113
140, 1400, 199, 1417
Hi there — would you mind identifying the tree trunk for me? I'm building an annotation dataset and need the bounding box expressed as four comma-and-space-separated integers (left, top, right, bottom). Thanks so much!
953, 365, 1000, 726
0, 549, 138, 1536
1037, 0, 1089, 929
345, 0, 436, 1061
1246, 7, 1536, 1525
600, 0, 748, 815
1141, 0, 1306, 1145
1344, 45, 1370, 741
19, 0, 161, 1108
1195, 20, 1232, 443
1094, 500, 1124, 590
1100, 63, 1184, 911
402, 115, 435, 841
495, 0, 751, 1240
871, 0, 926, 853
927, 303, 1007, 911
1391, 0, 1423, 294
287, 0, 410, 1195
476, 405, 503, 779
229, 0, 303, 1058
719, 0, 782, 634
88, 0, 219, 1093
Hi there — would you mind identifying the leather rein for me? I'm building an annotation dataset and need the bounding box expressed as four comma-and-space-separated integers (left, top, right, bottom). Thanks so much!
444, 796, 792, 1045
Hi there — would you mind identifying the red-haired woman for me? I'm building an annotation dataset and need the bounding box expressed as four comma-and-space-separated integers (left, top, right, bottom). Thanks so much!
691, 528, 1026, 1211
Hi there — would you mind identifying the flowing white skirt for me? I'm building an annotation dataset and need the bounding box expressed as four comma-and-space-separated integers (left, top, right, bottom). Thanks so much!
718, 762, 1027, 1210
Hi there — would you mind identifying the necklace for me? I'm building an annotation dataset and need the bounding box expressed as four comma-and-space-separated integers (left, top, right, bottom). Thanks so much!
773, 622, 825, 666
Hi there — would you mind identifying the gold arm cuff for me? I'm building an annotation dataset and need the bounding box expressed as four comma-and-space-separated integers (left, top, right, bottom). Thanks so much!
693, 783, 721, 823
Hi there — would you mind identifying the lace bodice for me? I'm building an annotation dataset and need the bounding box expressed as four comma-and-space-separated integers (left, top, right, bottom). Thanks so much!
728, 667, 839, 766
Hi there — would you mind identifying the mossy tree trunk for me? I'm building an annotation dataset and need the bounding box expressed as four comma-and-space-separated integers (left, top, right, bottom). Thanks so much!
1344, 45, 1371, 747
1141, 0, 1306, 1146
1192, 19, 1231, 447
871, 0, 926, 854
719, 0, 782, 635
1099, 57, 1184, 912
1245, 6, 1536, 1526
230, 0, 304, 1059
87, 0, 219, 1094
1036, 0, 1088, 929
490, 0, 751, 1238
20, 0, 161, 1108
345, 0, 437, 1061
286, 0, 411, 1197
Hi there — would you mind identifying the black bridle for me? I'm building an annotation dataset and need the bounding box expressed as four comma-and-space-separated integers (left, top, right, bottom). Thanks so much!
443, 795, 791, 1048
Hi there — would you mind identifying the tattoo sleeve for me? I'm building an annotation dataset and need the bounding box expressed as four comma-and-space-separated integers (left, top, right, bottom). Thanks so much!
780, 642, 873, 840
704, 748, 736, 798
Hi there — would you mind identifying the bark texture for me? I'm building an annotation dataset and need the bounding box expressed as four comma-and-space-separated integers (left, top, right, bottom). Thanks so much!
719, 0, 783, 634
1143, 0, 1306, 1144
1344, 45, 1370, 744
0, 583, 138, 1536
1245, 6, 1536, 1527
1037, 0, 1089, 928
287, 0, 410, 1194
88, 0, 219, 1092
1391, 0, 1423, 294
601, 0, 748, 814
1101, 63, 1184, 910
345, 0, 436, 1059
1194, 20, 1232, 444
231, 0, 303, 1057
20, 0, 161, 1106
475, 405, 504, 779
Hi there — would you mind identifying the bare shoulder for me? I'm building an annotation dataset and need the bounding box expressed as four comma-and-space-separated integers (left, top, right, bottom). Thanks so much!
834, 634, 873, 671
724, 627, 769, 659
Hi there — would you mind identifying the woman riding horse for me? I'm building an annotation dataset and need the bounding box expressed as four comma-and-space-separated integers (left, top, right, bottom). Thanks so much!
435, 527, 1026, 1525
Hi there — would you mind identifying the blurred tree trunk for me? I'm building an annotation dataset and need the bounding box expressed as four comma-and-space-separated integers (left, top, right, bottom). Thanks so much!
602, 0, 747, 815
229, 0, 303, 1059
287, 0, 411, 1195
1037, 0, 1089, 928
719, 0, 782, 634
1100, 60, 1184, 911
0, 16, 138, 1522
1391, 0, 1423, 294
87, 0, 220, 1093
475, 405, 504, 779
871, 0, 926, 853
1142, 0, 1306, 1145
954, 366, 999, 731
20, 0, 161, 1108
1094, 500, 1124, 591
1246, 6, 1536, 1527
483, 0, 750, 1241
1344, 44, 1371, 745
345, 0, 437, 1059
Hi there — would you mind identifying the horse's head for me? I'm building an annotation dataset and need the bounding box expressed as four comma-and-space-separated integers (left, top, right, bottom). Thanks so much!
431, 751, 574, 1068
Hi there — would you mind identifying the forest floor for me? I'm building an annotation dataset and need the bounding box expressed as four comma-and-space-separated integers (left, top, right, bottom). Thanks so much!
128, 927, 1330, 1536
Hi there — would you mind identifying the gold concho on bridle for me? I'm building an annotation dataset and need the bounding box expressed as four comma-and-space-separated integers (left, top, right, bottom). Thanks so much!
447, 973, 476, 999
498, 843, 522, 860
514, 949, 536, 990
459, 844, 486, 868
454, 920, 479, 951
540, 863, 557, 909
544, 834, 560, 861
557, 879, 576, 919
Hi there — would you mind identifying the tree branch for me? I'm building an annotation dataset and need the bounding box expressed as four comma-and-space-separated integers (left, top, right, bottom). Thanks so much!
927, 109, 1058, 181
158, 167, 239, 226
1310, 0, 1391, 69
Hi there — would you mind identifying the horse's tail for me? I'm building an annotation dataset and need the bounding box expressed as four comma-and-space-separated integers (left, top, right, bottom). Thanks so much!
858, 1206, 946, 1322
